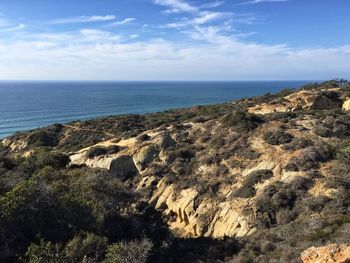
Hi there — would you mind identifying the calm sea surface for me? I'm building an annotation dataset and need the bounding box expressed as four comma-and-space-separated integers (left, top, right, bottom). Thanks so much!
0, 81, 311, 138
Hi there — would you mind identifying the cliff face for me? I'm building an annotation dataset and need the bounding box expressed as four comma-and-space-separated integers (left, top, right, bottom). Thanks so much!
1, 80, 350, 262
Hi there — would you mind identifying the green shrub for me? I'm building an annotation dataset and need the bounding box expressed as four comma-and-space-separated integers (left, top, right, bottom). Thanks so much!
24, 240, 63, 263
63, 232, 107, 262
336, 145, 350, 166
36, 151, 70, 170
221, 111, 263, 132
232, 170, 273, 198
263, 130, 293, 145
27, 131, 58, 147
104, 238, 153, 263
274, 88, 295, 98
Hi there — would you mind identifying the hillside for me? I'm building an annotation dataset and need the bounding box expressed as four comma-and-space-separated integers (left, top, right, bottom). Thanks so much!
1, 80, 350, 263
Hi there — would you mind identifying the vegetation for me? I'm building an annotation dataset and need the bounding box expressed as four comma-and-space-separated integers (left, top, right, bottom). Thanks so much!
1, 80, 350, 262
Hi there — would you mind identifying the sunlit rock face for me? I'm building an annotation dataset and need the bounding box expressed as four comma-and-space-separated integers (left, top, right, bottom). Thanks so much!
301, 244, 350, 263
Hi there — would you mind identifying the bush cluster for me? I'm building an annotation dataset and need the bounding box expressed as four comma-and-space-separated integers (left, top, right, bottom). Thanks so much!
263, 129, 293, 145
232, 170, 273, 198
221, 110, 263, 132
285, 144, 333, 172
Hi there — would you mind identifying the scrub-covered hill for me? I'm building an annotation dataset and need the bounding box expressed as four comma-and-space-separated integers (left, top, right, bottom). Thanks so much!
1, 80, 350, 263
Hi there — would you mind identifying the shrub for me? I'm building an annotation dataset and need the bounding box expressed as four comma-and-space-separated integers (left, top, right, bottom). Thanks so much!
24, 240, 63, 263
276, 88, 295, 97
336, 145, 350, 166
137, 134, 150, 142
63, 232, 108, 262
263, 130, 293, 145
104, 238, 153, 263
282, 138, 314, 151
86, 145, 121, 159
27, 131, 58, 147
232, 170, 273, 198
36, 151, 70, 170
0, 156, 16, 171
221, 110, 263, 132
255, 183, 296, 227
312, 125, 332, 138
284, 144, 333, 172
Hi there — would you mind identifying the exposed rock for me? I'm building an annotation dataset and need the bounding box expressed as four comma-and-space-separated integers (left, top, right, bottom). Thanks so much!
155, 132, 176, 148
249, 90, 342, 114
110, 155, 138, 180
343, 99, 350, 111
148, 179, 256, 238
133, 145, 159, 171
301, 244, 350, 263
1, 138, 27, 152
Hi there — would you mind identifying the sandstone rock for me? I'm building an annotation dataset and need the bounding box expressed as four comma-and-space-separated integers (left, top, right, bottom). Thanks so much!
343, 99, 350, 111
248, 90, 342, 115
156, 132, 176, 149
110, 155, 138, 180
133, 145, 159, 171
301, 244, 350, 263
1, 138, 27, 152
148, 179, 256, 238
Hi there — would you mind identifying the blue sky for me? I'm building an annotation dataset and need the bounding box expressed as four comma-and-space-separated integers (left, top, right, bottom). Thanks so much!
0, 0, 349, 80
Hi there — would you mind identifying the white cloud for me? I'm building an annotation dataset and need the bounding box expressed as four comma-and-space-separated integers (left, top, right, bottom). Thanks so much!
110, 18, 136, 26
154, 0, 198, 13
0, 27, 348, 80
1, 24, 25, 32
162, 8, 182, 14
242, 0, 289, 4
0, 0, 347, 81
162, 11, 229, 29
50, 15, 116, 25
200, 1, 225, 8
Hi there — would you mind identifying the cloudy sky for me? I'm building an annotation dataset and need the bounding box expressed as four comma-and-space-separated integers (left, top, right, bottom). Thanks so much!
0, 0, 349, 80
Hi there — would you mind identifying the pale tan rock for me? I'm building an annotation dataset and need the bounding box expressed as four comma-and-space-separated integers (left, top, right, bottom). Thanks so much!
343, 99, 350, 111
301, 244, 350, 263
133, 145, 159, 171
248, 90, 342, 115
110, 155, 138, 179
1, 138, 27, 152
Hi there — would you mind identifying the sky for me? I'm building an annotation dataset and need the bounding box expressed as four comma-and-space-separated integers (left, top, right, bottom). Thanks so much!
0, 0, 349, 80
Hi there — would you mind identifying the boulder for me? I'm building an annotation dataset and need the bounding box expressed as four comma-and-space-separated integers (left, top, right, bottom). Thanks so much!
110, 155, 138, 180
133, 145, 159, 171
301, 244, 350, 263
343, 99, 350, 111
157, 132, 176, 148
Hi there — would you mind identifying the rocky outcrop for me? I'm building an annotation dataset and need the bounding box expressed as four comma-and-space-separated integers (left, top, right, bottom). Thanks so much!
343, 99, 350, 111
148, 178, 256, 238
110, 155, 138, 180
1, 138, 27, 152
301, 244, 350, 263
249, 90, 342, 114
133, 145, 159, 171
70, 130, 176, 180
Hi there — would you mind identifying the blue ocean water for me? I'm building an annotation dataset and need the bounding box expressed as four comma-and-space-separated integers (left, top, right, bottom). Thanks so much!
0, 81, 311, 139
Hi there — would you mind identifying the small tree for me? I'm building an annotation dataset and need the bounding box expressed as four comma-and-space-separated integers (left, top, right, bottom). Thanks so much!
104, 238, 153, 263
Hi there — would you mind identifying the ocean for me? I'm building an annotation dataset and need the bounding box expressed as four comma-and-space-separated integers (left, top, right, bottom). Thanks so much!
0, 81, 311, 139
